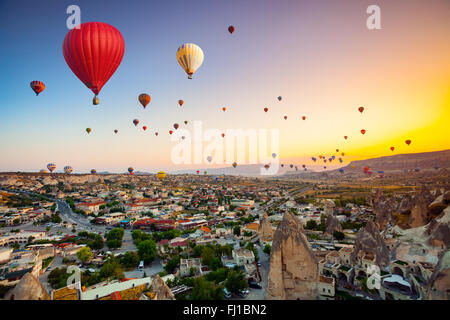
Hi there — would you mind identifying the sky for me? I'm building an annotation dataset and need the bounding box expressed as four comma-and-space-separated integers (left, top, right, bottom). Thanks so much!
0, 0, 449, 173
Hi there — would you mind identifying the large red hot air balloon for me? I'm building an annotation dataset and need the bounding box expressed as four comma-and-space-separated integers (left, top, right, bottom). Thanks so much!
143, 126, 147, 131
284, 116, 287, 120
169, 130, 173, 135
63, 22, 125, 104
302, 116, 306, 120
139, 94, 151, 108
264, 107, 268, 113
30, 81, 45, 96
358, 107, 364, 113
405, 139, 411, 146
361, 129, 366, 135
228, 26, 235, 34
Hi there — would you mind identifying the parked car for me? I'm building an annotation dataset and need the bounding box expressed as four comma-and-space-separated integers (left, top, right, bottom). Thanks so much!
248, 281, 262, 289
223, 288, 232, 299
238, 289, 249, 297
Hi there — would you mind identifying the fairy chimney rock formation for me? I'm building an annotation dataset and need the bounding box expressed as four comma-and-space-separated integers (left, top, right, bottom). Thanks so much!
266, 212, 318, 300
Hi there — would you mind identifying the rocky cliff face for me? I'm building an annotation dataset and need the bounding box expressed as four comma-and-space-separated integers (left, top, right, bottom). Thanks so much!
259, 214, 273, 241
372, 189, 398, 230
266, 212, 318, 300
4, 273, 50, 300
150, 275, 175, 300
426, 250, 450, 300
351, 219, 390, 267
325, 215, 342, 235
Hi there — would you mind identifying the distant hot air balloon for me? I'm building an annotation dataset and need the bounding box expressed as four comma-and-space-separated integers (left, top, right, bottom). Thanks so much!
63, 22, 125, 104
281, 164, 284, 167
176, 43, 204, 79
339, 168, 344, 173
169, 130, 173, 135
311, 157, 317, 162
405, 139, 411, 146
30, 81, 45, 96
344, 136, 348, 140
174, 123, 179, 130
196, 170, 200, 174
339, 158, 343, 163
264, 107, 268, 113
139, 94, 151, 108
181, 136, 185, 140
91, 169, 97, 175
302, 164, 306, 168
86, 128, 92, 134
264, 164, 270, 170
221, 133, 225, 138
284, 116, 287, 120
302, 116, 306, 120
143, 126, 147, 131
155, 132, 159, 136
290, 164, 293, 168
272, 153, 276, 158
222, 107, 226, 112
128, 167, 134, 174
40, 169, 48, 174
232, 162, 237, 168
47, 163, 56, 173
157, 171, 166, 181
178, 100, 184, 106
358, 107, 364, 113
64, 166, 73, 174
336, 149, 339, 152
361, 129, 366, 135
323, 166, 327, 170
277, 96, 282, 101
341, 152, 345, 156
114, 129, 118, 134
390, 147, 395, 151
207, 156, 212, 163
133, 119, 139, 126
184, 120, 188, 125
228, 26, 235, 34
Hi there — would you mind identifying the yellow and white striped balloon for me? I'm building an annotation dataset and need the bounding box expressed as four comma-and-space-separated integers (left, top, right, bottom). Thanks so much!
176, 43, 204, 79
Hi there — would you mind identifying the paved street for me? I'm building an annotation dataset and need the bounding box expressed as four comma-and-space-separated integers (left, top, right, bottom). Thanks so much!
245, 245, 269, 300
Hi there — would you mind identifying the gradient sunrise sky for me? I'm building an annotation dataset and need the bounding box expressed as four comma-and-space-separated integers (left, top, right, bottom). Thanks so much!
0, 0, 449, 173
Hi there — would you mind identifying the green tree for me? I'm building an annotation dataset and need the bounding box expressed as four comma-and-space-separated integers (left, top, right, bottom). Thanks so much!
201, 246, 215, 267
100, 259, 124, 280
225, 269, 248, 294
263, 243, 271, 255
121, 251, 140, 269
164, 255, 180, 274
233, 226, 240, 236
77, 246, 93, 264
190, 277, 224, 300
333, 231, 345, 241
137, 239, 157, 264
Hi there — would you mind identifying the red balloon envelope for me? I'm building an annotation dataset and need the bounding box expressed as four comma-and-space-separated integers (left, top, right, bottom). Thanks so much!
344, 136, 348, 140
405, 139, 411, 146
169, 130, 173, 135
143, 126, 147, 131
63, 22, 125, 97
390, 146, 395, 151
264, 107, 268, 112
30, 81, 45, 96
361, 129, 366, 135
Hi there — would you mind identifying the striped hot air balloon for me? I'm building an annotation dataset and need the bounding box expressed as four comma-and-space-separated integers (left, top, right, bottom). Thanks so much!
157, 171, 166, 181
91, 169, 97, 175
30, 81, 45, 96
47, 163, 56, 173
64, 166, 73, 174
176, 43, 204, 79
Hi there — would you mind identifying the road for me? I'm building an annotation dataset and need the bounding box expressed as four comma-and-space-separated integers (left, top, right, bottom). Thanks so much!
245, 245, 269, 300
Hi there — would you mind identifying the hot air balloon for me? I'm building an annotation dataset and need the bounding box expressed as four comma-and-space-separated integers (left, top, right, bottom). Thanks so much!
358, 107, 364, 113
264, 164, 270, 170
290, 164, 293, 168
30, 81, 45, 96
114, 129, 118, 134
133, 119, 139, 126
139, 94, 151, 108
91, 169, 97, 175
295, 166, 298, 171
405, 139, 411, 146
341, 152, 345, 156
312, 157, 317, 162
196, 170, 200, 174
390, 147, 395, 151
169, 130, 173, 135
351, 165, 355, 169
302, 164, 306, 168
336, 149, 339, 153
344, 136, 348, 140
277, 96, 282, 101
361, 129, 366, 135
63, 22, 125, 104
86, 128, 92, 134
363, 166, 370, 172
128, 167, 134, 174
323, 166, 327, 170
264, 107, 268, 113
222, 107, 226, 112
40, 169, 48, 174
281, 164, 284, 168
284, 116, 287, 120
181, 136, 185, 140
178, 100, 184, 106
47, 163, 56, 173
221, 133, 225, 138
228, 26, 235, 34
339, 168, 344, 173
155, 132, 159, 136
232, 162, 237, 168
143, 126, 147, 131
339, 158, 343, 163
157, 171, 166, 181
272, 153, 276, 158
302, 116, 306, 120
64, 166, 73, 174
207, 156, 213, 163
184, 120, 188, 125
176, 43, 204, 79
174, 123, 179, 130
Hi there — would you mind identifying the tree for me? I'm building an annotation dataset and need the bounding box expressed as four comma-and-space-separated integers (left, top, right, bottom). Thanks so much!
100, 259, 124, 280
164, 255, 180, 274
201, 246, 215, 267
190, 277, 224, 300
333, 231, 345, 241
305, 220, 318, 230
225, 269, 248, 294
137, 239, 157, 264
121, 251, 140, 269
233, 226, 240, 236
77, 246, 93, 264
263, 244, 271, 255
